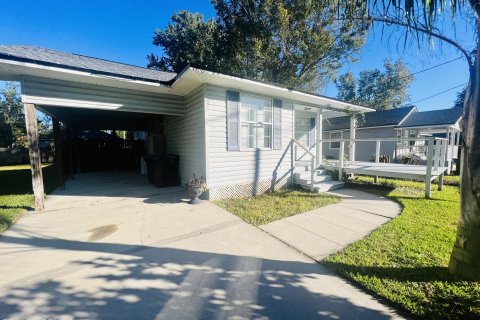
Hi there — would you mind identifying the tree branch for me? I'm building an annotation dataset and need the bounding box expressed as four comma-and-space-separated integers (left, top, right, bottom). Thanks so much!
338, 16, 474, 68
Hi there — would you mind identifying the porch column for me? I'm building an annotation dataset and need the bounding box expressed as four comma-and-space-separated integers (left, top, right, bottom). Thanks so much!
446, 127, 452, 174
52, 117, 65, 188
349, 115, 356, 161
316, 108, 323, 167
24, 103, 45, 211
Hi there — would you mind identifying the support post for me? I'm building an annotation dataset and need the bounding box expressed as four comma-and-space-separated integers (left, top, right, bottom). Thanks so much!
349, 116, 356, 162
290, 141, 294, 186
438, 172, 444, 191
374, 140, 380, 183
316, 108, 323, 167
425, 137, 434, 199
310, 157, 315, 192
434, 139, 440, 171
441, 138, 448, 172
446, 127, 453, 174
339, 140, 344, 181
52, 118, 65, 188
24, 103, 45, 211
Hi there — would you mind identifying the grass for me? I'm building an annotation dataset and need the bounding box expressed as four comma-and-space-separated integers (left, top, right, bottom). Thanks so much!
324, 176, 480, 319
215, 188, 341, 226
0, 164, 59, 233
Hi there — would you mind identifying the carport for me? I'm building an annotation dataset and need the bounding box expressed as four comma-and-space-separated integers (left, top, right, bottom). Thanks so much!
0, 46, 186, 211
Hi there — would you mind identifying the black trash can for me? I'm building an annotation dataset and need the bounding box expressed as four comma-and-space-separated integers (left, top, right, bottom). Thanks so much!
144, 154, 180, 187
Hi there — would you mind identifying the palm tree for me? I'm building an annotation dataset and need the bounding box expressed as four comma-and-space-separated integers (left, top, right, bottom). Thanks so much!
336, 0, 480, 280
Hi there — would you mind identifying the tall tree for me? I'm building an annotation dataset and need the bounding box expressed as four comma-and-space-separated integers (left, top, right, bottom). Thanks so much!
149, 0, 369, 92
336, 60, 414, 110
336, 0, 480, 280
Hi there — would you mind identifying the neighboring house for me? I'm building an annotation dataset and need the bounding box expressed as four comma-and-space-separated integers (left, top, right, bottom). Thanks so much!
321, 106, 416, 161
0, 45, 373, 200
322, 106, 463, 172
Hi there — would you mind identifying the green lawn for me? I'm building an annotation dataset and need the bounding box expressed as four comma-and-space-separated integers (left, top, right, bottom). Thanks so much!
324, 176, 480, 319
0, 164, 59, 233
215, 188, 341, 226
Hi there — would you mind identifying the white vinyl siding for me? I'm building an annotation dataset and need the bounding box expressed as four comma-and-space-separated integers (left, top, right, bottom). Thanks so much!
206, 85, 293, 189
22, 76, 185, 115
164, 86, 206, 183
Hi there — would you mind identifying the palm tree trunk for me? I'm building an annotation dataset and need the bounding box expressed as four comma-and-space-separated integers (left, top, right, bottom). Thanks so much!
449, 20, 480, 280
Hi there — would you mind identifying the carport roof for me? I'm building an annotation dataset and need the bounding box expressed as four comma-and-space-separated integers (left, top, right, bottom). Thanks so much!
0, 45, 176, 83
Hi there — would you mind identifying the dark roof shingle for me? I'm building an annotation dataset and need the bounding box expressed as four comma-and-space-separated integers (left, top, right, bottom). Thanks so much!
323, 106, 416, 131
397, 108, 463, 128
0, 45, 176, 83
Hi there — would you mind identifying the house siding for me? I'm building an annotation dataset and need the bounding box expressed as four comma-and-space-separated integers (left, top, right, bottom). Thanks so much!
22, 76, 185, 115
164, 85, 206, 184
323, 127, 397, 161
205, 85, 293, 199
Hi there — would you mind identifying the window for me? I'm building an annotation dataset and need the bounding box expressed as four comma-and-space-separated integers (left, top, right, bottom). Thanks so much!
295, 116, 315, 147
240, 94, 273, 149
330, 131, 342, 149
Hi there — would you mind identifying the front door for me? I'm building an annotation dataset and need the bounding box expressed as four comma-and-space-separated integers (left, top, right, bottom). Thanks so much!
294, 113, 316, 161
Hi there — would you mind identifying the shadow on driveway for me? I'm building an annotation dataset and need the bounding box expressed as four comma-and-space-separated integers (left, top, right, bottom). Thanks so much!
0, 234, 397, 320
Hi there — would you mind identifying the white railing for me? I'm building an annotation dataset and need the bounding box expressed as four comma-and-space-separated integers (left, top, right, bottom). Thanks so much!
321, 137, 448, 184
291, 139, 316, 192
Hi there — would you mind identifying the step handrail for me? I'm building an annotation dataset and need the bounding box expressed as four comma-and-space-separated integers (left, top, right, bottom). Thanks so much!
291, 138, 316, 192
292, 139, 315, 157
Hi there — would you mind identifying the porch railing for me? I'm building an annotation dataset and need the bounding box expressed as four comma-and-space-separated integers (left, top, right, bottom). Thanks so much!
321, 137, 448, 196
291, 138, 316, 192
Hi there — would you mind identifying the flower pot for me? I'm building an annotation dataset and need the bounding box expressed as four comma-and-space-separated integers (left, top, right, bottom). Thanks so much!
187, 187, 203, 204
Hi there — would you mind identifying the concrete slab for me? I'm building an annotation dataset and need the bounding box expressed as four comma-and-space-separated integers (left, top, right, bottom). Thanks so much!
261, 188, 402, 261
0, 172, 403, 319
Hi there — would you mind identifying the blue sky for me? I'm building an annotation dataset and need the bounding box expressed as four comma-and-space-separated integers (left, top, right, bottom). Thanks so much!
0, 0, 475, 111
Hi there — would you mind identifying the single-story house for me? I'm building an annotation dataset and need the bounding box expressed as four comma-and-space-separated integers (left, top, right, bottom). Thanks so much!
0, 45, 375, 209
321, 106, 463, 172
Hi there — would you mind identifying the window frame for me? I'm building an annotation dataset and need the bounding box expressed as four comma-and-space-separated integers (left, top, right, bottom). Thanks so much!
238, 93, 274, 151
330, 131, 342, 149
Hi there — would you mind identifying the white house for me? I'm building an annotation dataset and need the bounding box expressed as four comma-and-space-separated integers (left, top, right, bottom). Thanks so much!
0, 45, 374, 209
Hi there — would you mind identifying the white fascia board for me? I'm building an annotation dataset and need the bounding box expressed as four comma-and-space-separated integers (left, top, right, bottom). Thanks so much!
174, 68, 374, 113
0, 59, 180, 95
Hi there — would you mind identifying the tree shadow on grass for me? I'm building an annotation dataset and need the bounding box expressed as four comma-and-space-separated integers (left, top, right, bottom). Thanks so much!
0, 234, 397, 320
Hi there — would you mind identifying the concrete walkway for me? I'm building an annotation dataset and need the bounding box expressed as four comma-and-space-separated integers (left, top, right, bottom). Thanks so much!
0, 172, 403, 319
261, 188, 402, 261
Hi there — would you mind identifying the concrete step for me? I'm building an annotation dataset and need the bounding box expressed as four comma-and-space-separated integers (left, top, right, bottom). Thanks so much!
295, 175, 332, 185
296, 180, 345, 193
294, 170, 327, 179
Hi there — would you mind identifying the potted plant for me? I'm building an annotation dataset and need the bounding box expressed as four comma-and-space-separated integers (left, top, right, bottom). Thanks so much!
185, 174, 207, 204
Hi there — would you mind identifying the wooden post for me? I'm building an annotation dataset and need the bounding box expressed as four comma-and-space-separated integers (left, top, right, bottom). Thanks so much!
349, 116, 356, 162
438, 172, 444, 191
441, 138, 448, 172
290, 141, 294, 186
339, 140, 344, 181
434, 139, 440, 171
425, 137, 434, 199
446, 127, 452, 174
52, 118, 65, 188
316, 108, 323, 167
374, 140, 380, 183
310, 157, 315, 192
24, 103, 45, 211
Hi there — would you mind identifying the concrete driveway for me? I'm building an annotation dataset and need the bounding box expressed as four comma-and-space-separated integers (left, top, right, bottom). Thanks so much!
0, 172, 402, 319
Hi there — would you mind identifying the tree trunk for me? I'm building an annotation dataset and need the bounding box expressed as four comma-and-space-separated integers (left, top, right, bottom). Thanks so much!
449, 20, 480, 280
